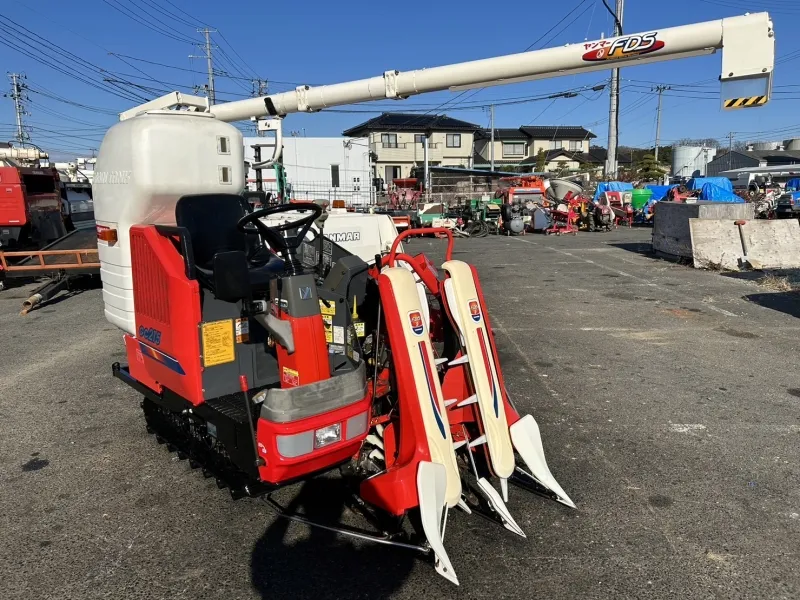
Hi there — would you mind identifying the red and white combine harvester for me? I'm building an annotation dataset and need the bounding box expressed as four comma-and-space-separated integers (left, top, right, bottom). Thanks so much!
94, 13, 774, 584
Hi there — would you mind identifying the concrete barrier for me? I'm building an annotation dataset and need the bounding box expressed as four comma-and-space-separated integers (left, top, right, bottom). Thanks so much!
689, 218, 800, 270
652, 201, 754, 259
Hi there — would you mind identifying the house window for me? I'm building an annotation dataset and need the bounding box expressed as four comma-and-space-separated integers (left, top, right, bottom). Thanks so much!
381, 133, 398, 148
384, 165, 401, 183
503, 142, 525, 157
414, 134, 426, 144
330, 164, 340, 188
446, 133, 461, 148
549, 140, 562, 150
569, 140, 581, 151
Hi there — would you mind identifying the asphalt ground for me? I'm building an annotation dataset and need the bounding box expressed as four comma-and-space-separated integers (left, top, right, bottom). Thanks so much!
1, 227, 798, 600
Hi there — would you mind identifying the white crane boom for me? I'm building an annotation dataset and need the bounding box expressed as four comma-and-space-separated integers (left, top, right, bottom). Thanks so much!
187, 12, 774, 123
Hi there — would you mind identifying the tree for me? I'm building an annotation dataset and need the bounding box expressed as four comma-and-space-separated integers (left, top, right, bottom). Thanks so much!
535, 148, 546, 172
636, 154, 663, 181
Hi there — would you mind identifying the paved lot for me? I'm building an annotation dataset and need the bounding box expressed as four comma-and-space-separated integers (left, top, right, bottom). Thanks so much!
1, 227, 799, 600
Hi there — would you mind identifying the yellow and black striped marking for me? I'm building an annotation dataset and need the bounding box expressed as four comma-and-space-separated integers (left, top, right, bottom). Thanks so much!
724, 96, 768, 109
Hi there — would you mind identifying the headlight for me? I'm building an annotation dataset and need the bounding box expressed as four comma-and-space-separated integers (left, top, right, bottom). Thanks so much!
314, 424, 342, 449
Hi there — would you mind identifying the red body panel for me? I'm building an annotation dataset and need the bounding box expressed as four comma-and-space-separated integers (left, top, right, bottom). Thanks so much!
359, 273, 433, 516
256, 394, 371, 483
127, 225, 204, 404
274, 308, 330, 388
0, 166, 30, 226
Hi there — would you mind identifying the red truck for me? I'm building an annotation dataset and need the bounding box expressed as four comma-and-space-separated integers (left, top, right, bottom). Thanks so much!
0, 164, 66, 249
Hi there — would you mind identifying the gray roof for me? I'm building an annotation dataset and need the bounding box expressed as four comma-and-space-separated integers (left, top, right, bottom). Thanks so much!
708, 150, 800, 165
476, 125, 596, 140
342, 113, 480, 136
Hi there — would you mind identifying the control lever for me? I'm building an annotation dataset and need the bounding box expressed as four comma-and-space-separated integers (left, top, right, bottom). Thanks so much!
253, 313, 295, 355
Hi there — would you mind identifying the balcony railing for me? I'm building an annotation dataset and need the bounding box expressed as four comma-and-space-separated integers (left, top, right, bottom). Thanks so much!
381, 142, 407, 149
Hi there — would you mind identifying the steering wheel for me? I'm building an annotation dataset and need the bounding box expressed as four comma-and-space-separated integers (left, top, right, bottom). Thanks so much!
237, 202, 323, 272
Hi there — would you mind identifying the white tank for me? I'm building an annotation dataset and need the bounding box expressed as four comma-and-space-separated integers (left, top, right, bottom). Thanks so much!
784, 138, 800, 151
94, 111, 244, 333
671, 146, 717, 178
749, 141, 781, 151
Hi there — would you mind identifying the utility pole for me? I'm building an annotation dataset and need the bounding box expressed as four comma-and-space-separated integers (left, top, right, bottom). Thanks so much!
727, 131, 735, 170
5, 73, 29, 144
253, 79, 268, 136
605, 0, 624, 179
489, 104, 495, 171
190, 28, 217, 105
653, 85, 670, 163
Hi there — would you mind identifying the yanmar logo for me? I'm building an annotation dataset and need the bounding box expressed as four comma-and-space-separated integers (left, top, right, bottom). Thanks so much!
469, 300, 481, 322
329, 231, 361, 243
138, 326, 162, 346
582, 32, 664, 62
409, 311, 424, 336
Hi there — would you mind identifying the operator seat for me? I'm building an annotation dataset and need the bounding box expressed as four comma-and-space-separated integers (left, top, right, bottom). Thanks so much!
175, 194, 285, 294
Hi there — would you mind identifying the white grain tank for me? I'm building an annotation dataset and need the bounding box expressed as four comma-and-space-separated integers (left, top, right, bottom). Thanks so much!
93, 111, 244, 333
671, 146, 717, 178
750, 141, 781, 151
783, 138, 800, 151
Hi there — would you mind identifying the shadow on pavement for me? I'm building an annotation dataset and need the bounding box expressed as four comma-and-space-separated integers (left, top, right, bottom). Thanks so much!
608, 242, 655, 256
743, 291, 800, 318
251, 478, 416, 600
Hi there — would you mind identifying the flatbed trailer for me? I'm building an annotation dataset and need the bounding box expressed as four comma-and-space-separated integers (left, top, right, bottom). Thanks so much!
0, 228, 100, 314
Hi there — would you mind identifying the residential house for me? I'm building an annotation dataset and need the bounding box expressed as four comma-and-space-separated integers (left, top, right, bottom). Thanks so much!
341, 113, 480, 184
705, 148, 800, 176
473, 126, 596, 171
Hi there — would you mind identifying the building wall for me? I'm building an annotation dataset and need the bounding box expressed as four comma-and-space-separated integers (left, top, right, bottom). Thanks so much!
477, 137, 590, 162
705, 153, 759, 177
243, 136, 372, 205
368, 130, 475, 179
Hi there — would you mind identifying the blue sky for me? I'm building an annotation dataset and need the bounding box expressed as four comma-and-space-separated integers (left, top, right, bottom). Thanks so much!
1, 0, 799, 158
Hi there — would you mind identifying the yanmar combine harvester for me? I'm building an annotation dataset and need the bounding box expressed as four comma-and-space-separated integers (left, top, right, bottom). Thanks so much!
95, 12, 774, 584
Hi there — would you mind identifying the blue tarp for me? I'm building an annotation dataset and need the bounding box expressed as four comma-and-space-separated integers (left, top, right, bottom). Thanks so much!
645, 184, 678, 201
686, 177, 733, 193
699, 183, 744, 203
593, 181, 634, 202
786, 178, 800, 191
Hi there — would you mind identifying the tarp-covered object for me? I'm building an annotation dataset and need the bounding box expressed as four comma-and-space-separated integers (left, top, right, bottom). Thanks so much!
686, 177, 733, 193
593, 181, 634, 202
699, 183, 744, 203
785, 177, 800, 191
645, 184, 678, 201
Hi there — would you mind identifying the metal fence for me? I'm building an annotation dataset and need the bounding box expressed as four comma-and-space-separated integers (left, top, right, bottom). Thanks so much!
277, 180, 375, 206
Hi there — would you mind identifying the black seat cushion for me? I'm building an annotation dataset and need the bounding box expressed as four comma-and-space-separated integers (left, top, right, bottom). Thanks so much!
175, 194, 284, 293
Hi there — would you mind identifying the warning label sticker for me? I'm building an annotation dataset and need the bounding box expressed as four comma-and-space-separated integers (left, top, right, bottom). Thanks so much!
319, 300, 336, 316
333, 325, 345, 345
322, 315, 333, 343
235, 318, 249, 343
354, 321, 365, 337
282, 367, 299, 387
201, 320, 235, 367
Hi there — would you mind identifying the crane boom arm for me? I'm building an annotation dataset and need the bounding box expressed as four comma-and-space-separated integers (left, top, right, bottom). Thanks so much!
201, 12, 773, 123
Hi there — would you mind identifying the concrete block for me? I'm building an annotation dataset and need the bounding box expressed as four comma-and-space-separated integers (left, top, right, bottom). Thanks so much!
689, 218, 800, 270
653, 201, 754, 258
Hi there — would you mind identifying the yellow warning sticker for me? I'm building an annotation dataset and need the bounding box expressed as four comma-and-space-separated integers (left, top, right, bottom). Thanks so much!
354, 321, 365, 338
322, 314, 333, 343
201, 319, 235, 367
320, 300, 336, 316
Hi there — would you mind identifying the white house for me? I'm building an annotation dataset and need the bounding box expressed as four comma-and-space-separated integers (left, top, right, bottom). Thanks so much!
243, 136, 373, 205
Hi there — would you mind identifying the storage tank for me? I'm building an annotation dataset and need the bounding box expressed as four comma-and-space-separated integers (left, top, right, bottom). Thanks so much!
784, 138, 800, 151
671, 146, 717, 178
94, 111, 245, 333
750, 141, 781, 151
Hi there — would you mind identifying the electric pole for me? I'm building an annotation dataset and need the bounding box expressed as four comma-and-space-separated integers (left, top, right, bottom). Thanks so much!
728, 131, 735, 170
653, 85, 670, 164
252, 79, 268, 136
605, 0, 624, 179
489, 104, 495, 171
5, 73, 29, 144
190, 28, 217, 105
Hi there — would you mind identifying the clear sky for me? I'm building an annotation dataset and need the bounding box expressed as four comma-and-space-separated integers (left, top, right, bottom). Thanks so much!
1, 0, 799, 159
